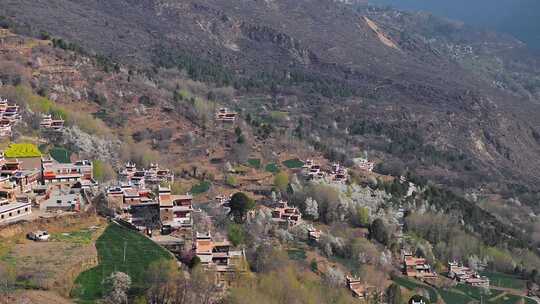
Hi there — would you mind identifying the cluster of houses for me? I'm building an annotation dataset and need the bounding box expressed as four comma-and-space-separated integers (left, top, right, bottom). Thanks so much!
0, 98, 21, 137
401, 253, 489, 288
0, 153, 95, 224
104, 162, 250, 288
107, 162, 180, 227
330, 163, 348, 183
40, 114, 65, 131
302, 160, 349, 183
447, 261, 490, 288
119, 162, 174, 188
216, 195, 305, 231
0, 94, 490, 296
354, 157, 375, 172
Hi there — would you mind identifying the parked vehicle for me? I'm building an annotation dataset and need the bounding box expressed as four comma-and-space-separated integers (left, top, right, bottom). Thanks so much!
27, 230, 50, 241
161, 225, 172, 235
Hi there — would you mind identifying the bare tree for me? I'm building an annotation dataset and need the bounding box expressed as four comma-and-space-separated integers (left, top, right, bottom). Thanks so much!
104, 272, 131, 304
304, 197, 319, 220
189, 267, 221, 304
0, 263, 15, 295
145, 260, 220, 304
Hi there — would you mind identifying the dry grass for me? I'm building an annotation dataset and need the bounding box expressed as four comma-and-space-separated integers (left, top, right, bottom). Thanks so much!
0, 215, 104, 296
0, 290, 73, 304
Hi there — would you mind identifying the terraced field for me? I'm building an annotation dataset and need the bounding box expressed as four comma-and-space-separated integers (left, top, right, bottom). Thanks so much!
72, 223, 172, 303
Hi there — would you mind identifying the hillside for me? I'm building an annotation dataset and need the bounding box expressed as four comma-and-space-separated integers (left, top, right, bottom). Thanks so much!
2, 0, 540, 200
2, 3, 540, 303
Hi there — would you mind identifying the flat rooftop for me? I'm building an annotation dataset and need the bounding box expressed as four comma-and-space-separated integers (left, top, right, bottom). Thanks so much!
0, 202, 31, 213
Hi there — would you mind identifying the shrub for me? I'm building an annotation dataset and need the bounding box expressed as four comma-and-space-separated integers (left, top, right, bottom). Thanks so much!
39, 31, 51, 40
310, 259, 318, 273
369, 219, 389, 246
274, 172, 289, 193
93, 160, 116, 182
236, 134, 246, 144
67, 111, 109, 136
226, 175, 238, 187
190, 181, 211, 195
229, 192, 255, 223
120, 141, 160, 167
307, 185, 340, 224
188, 256, 201, 269
170, 181, 189, 195
228, 224, 245, 246
353, 207, 370, 228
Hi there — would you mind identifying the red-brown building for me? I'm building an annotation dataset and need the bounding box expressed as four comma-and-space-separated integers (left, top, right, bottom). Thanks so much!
271, 200, 303, 228
194, 232, 246, 287
215, 108, 237, 123
158, 186, 193, 229
403, 253, 437, 279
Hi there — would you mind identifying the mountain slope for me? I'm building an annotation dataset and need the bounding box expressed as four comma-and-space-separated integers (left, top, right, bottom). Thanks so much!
2, 0, 540, 196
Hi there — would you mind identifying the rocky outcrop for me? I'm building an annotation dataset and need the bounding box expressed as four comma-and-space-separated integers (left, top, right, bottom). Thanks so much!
240, 23, 318, 65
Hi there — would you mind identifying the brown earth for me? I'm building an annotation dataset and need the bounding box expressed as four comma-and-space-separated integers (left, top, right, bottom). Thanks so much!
0, 215, 104, 298
0, 290, 73, 304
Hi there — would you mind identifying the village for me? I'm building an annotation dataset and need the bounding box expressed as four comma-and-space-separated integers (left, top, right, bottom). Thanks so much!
0, 102, 381, 300
0, 97, 534, 304
0, 25, 537, 303
0, 3, 536, 299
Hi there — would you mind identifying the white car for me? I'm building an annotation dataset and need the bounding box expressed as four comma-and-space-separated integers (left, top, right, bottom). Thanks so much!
27, 230, 50, 241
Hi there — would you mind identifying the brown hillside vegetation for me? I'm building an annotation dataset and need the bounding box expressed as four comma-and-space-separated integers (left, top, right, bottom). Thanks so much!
2, 0, 540, 198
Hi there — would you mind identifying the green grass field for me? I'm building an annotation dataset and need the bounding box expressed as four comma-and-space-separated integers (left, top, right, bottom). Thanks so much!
481, 271, 527, 290
51, 229, 95, 245
438, 289, 471, 304
489, 294, 536, 304
393, 277, 438, 303
396, 277, 534, 304
191, 181, 211, 194
50, 146, 71, 163
287, 249, 307, 261
265, 163, 279, 173
247, 158, 261, 169
454, 284, 503, 301
72, 223, 172, 302
4, 143, 42, 158
282, 158, 304, 169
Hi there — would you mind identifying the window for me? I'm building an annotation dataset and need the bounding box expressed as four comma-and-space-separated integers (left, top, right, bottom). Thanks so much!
17, 210, 20, 214
1, 214, 4, 219
25, 208, 28, 212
